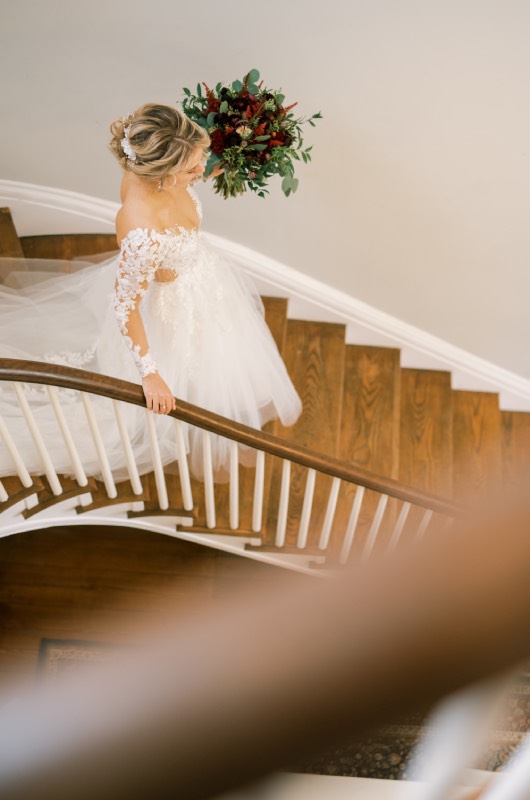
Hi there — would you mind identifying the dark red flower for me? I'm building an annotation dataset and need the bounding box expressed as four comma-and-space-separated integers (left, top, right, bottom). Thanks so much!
203, 83, 221, 113
210, 130, 225, 155
225, 132, 242, 148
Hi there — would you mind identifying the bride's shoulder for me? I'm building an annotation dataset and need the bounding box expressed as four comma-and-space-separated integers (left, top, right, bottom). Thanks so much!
115, 202, 159, 246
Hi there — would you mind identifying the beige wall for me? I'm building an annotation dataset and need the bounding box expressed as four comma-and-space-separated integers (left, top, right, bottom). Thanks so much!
2, 0, 530, 378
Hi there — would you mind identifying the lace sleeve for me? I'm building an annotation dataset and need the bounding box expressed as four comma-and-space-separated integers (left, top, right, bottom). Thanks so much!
113, 228, 159, 378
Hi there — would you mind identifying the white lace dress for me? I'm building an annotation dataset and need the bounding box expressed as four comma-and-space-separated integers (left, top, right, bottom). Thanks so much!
0, 186, 302, 479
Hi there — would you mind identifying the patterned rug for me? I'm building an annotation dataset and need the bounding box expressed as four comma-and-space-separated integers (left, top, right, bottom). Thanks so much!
296, 675, 530, 780
37, 638, 130, 681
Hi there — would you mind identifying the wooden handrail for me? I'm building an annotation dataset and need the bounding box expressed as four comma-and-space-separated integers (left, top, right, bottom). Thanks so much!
0, 358, 467, 517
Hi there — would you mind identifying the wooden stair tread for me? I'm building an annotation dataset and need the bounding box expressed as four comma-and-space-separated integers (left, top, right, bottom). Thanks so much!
75, 478, 148, 513
0, 208, 25, 259
501, 411, 530, 491
22, 475, 98, 519
399, 369, 453, 496
0, 208, 26, 284
19, 233, 118, 261
331, 345, 401, 559
453, 390, 503, 503
183, 526, 261, 538
262, 296, 288, 353
245, 542, 325, 556
0, 475, 45, 513
128, 507, 197, 519
264, 319, 347, 549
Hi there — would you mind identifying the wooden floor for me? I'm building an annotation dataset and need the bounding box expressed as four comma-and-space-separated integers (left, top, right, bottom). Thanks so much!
0, 525, 290, 687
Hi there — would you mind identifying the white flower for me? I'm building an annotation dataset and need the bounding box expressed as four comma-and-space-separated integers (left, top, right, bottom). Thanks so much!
121, 126, 137, 162
236, 125, 253, 139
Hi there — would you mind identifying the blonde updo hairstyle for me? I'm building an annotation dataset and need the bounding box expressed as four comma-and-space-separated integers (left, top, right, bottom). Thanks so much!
109, 103, 210, 185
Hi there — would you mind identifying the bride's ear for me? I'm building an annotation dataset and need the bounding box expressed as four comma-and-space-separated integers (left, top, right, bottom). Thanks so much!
158, 174, 177, 191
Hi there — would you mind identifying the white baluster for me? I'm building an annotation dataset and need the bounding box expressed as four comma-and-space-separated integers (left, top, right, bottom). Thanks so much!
407, 675, 513, 800
297, 468, 316, 549
339, 485, 365, 565
175, 420, 193, 511
47, 386, 89, 489
112, 400, 143, 496
362, 494, 389, 563
145, 412, 168, 511
252, 449, 265, 533
387, 501, 411, 552
0, 413, 32, 488
0, 479, 8, 503
81, 393, 117, 499
13, 383, 62, 496
415, 508, 433, 541
202, 430, 216, 529
275, 459, 291, 547
319, 476, 341, 551
480, 729, 530, 800
229, 440, 239, 530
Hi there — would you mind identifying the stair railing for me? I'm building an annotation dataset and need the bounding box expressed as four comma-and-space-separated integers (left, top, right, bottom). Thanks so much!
0, 358, 469, 564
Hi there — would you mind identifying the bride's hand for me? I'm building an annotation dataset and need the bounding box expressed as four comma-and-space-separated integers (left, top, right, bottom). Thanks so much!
142, 373, 176, 415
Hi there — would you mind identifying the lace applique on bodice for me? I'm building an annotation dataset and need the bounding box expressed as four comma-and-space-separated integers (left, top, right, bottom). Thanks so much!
113, 186, 203, 377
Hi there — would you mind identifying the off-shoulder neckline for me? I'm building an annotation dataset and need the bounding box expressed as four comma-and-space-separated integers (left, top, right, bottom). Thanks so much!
119, 185, 201, 246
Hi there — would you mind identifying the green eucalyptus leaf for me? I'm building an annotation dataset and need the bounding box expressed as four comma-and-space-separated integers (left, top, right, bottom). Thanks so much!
254, 135, 270, 141
232, 79, 243, 92
207, 112, 217, 126
276, 94, 285, 104
247, 84, 259, 95
220, 101, 229, 113
248, 68, 260, 83
215, 82, 222, 93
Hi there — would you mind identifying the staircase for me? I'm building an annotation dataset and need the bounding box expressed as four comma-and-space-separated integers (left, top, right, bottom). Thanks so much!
1, 207, 530, 575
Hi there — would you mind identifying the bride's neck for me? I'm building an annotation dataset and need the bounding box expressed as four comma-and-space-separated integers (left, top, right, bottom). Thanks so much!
121, 171, 159, 201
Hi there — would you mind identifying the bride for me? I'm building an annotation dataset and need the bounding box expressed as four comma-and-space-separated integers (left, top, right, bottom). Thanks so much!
0, 103, 302, 480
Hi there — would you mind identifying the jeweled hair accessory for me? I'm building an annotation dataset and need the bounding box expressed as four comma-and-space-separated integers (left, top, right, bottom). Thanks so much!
121, 125, 137, 162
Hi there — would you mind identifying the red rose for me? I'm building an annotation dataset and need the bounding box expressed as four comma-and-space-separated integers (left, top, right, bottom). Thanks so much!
210, 130, 225, 155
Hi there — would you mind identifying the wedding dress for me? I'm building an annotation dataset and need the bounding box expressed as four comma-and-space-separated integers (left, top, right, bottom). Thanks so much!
0, 186, 302, 480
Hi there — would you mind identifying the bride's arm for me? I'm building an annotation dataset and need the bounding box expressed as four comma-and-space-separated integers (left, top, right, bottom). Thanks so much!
113, 228, 176, 415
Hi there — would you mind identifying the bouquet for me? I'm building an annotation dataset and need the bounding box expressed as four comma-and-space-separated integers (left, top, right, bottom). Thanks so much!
179, 68, 322, 199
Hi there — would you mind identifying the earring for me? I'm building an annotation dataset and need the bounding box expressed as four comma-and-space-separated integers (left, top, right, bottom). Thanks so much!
158, 174, 177, 191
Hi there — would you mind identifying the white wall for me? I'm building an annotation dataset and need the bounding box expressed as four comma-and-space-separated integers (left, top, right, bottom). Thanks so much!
2, 0, 530, 378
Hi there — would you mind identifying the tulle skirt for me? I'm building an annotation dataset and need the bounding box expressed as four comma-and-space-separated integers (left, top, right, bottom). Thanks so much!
0, 239, 302, 481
